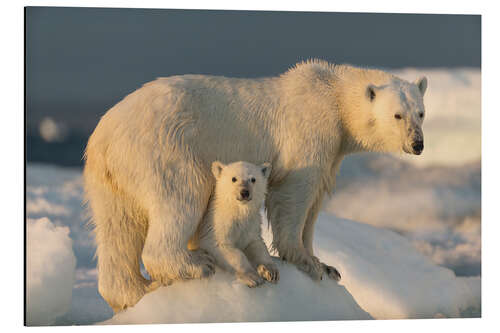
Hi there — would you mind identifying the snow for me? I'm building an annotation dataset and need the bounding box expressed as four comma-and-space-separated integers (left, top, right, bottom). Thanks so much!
104, 258, 371, 324
325, 154, 481, 276
284, 213, 481, 319
103, 213, 479, 324
25, 68, 481, 325
26, 164, 113, 325
25, 163, 481, 324
26, 164, 97, 276
26, 217, 76, 326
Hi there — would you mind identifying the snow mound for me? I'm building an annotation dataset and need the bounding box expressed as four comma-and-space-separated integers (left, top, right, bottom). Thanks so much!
103, 212, 479, 325
327, 154, 481, 276
290, 213, 481, 319
103, 259, 371, 324
26, 217, 76, 326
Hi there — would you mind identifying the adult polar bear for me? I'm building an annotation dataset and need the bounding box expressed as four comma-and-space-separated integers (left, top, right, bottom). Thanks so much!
84, 60, 427, 312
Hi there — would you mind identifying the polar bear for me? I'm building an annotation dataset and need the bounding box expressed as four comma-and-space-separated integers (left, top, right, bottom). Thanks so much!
189, 161, 279, 288
83, 59, 427, 311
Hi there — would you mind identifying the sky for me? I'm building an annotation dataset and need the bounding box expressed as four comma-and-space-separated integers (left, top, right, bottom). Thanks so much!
26, 7, 480, 163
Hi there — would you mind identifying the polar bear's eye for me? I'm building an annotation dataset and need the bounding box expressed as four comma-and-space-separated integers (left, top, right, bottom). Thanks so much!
394, 114, 402, 120
251, 177, 256, 183
419, 112, 424, 118
232, 177, 237, 183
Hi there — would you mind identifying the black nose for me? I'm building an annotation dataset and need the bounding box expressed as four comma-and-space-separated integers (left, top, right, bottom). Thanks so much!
412, 140, 424, 154
240, 189, 250, 199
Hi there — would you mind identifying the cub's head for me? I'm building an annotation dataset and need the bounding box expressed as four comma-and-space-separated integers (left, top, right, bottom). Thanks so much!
347, 74, 428, 155
211, 161, 271, 205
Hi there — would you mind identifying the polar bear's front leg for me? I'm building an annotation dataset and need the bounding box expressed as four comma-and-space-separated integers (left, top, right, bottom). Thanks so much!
302, 190, 341, 281
266, 171, 324, 281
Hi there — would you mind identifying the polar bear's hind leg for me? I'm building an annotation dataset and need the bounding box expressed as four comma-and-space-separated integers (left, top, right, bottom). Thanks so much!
140, 164, 216, 283
86, 179, 150, 313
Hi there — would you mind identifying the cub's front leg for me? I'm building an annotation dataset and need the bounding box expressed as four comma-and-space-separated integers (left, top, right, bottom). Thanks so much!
244, 239, 279, 283
206, 243, 265, 288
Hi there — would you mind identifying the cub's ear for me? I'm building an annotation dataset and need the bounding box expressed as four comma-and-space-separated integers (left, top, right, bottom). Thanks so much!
211, 161, 225, 179
415, 76, 428, 96
261, 162, 272, 178
366, 84, 378, 102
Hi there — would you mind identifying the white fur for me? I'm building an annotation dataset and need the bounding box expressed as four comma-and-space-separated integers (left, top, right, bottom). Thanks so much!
190, 161, 278, 288
83, 59, 427, 311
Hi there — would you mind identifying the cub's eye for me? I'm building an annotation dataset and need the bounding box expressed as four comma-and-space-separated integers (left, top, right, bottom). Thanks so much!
419, 112, 424, 118
394, 114, 402, 120
232, 177, 237, 183
251, 177, 256, 183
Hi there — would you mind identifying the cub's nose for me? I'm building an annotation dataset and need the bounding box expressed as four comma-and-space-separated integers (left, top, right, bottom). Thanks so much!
240, 189, 250, 199
412, 140, 424, 155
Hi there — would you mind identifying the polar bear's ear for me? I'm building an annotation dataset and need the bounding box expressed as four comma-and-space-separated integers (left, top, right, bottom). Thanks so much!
415, 76, 428, 96
261, 163, 272, 178
211, 161, 225, 179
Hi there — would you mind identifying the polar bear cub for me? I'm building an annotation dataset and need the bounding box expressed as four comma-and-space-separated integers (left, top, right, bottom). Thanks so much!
191, 161, 279, 287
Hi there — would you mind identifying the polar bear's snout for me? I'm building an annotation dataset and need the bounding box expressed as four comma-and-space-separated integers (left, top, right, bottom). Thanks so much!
409, 128, 424, 155
402, 121, 424, 155
404, 135, 424, 155
412, 139, 424, 155
239, 189, 251, 201
237, 184, 252, 202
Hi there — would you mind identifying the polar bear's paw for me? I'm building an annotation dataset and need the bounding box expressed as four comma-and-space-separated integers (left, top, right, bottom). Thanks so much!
104, 282, 149, 314
144, 249, 215, 282
186, 249, 216, 279
257, 263, 279, 283
299, 256, 324, 281
145, 280, 163, 293
282, 251, 323, 281
237, 271, 265, 288
320, 263, 341, 281
310, 256, 341, 281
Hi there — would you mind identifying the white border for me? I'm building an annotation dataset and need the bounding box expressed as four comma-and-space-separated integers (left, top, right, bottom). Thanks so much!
4, 0, 499, 332
8, 0, 487, 14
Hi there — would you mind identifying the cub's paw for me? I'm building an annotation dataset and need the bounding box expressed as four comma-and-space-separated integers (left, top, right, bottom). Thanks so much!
257, 263, 280, 283
237, 271, 265, 288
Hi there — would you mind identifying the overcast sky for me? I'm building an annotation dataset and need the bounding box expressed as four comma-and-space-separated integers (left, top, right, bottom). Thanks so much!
26, 7, 480, 135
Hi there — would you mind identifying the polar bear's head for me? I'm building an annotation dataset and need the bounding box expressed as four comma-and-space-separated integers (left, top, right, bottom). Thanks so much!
343, 73, 428, 155
211, 161, 271, 206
